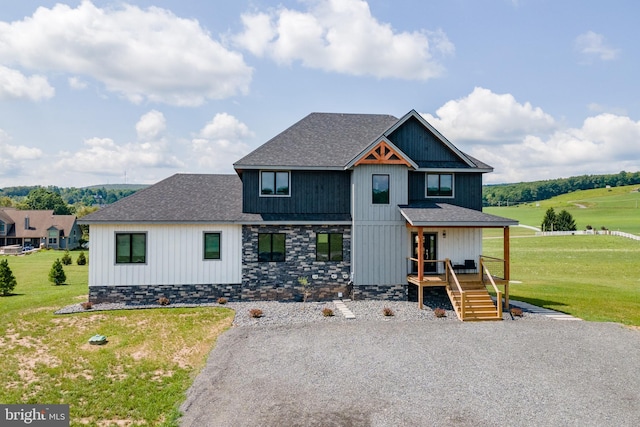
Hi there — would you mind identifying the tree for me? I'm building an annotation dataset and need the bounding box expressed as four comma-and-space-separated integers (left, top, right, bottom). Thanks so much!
0, 259, 17, 296
556, 210, 577, 231
76, 251, 87, 266
541, 208, 557, 231
25, 187, 73, 215
49, 259, 66, 285
61, 250, 72, 265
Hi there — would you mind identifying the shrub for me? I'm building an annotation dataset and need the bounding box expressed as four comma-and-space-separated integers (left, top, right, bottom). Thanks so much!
61, 250, 72, 265
81, 301, 93, 310
382, 307, 395, 317
158, 297, 170, 306
76, 251, 87, 266
298, 276, 312, 303
48, 259, 66, 285
217, 297, 228, 305
510, 307, 523, 317
433, 308, 446, 318
249, 308, 263, 318
0, 259, 17, 296
322, 307, 334, 317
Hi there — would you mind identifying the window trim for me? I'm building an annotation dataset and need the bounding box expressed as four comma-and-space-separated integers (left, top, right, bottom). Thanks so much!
203, 232, 222, 260
316, 232, 344, 262
259, 170, 291, 197
115, 232, 147, 265
258, 233, 286, 262
372, 174, 390, 205
426, 173, 454, 198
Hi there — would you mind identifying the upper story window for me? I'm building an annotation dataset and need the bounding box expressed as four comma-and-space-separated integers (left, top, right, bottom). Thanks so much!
261, 171, 290, 196
116, 232, 147, 264
372, 174, 390, 204
426, 173, 454, 197
316, 233, 343, 261
204, 232, 221, 260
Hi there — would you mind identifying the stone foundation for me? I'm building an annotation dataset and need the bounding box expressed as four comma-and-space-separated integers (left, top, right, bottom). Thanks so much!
89, 283, 241, 305
353, 284, 407, 301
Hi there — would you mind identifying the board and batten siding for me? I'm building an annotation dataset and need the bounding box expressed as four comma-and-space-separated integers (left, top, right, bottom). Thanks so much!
88, 223, 242, 287
351, 164, 409, 286
411, 227, 482, 274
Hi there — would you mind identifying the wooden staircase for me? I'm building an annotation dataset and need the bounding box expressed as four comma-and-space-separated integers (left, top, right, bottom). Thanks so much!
447, 281, 502, 321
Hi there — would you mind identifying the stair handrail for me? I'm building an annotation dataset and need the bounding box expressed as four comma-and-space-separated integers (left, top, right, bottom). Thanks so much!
445, 259, 465, 320
480, 259, 502, 318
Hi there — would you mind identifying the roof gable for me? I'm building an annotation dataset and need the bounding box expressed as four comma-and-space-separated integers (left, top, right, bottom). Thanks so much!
348, 138, 417, 169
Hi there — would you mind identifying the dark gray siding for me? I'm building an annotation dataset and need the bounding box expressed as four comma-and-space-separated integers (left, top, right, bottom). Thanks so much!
242, 170, 351, 214
408, 172, 483, 211
388, 116, 469, 169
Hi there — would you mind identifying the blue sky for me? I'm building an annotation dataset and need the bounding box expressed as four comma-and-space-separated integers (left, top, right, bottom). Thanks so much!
1, 0, 638, 187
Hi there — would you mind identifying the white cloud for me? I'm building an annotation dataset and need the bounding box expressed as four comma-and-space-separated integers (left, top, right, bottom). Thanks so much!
575, 31, 620, 62
136, 110, 167, 141
190, 113, 254, 171
0, 129, 43, 180
68, 76, 88, 90
0, 1, 252, 106
56, 136, 184, 176
233, 0, 453, 80
422, 87, 556, 143
0, 65, 54, 100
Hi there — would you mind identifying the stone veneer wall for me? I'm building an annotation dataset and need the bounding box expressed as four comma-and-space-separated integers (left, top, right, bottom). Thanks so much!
242, 224, 352, 301
353, 284, 407, 301
89, 283, 241, 305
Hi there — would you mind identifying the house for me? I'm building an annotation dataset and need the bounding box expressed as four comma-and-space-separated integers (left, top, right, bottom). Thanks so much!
81, 110, 517, 319
0, 208, 82, 251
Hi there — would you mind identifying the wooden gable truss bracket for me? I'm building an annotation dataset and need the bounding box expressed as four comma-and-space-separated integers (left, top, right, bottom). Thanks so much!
354, 140, 413, 167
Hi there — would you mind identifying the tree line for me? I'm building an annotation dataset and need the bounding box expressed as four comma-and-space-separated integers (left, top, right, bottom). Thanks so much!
0, 185, 143, 216
483, 170, 640, 206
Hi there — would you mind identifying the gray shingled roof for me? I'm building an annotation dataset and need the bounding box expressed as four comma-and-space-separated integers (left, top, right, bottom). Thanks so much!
398, 203, 518, 227
234, 112, 399, 169
81, 174, 259, 223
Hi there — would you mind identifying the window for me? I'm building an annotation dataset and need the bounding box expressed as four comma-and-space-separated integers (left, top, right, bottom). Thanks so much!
316, 233, 343, 261
48, 238, 58, 245
427, 174, 453, 197
116, 233, 146, 264
261, 171, 290, 196
204, 232, 221, 260
372, 174, 390, 204
0, 221, 4, 235
258, 233, 286, 262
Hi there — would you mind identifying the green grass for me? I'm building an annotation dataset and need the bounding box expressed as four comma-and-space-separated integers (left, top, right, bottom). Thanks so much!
484, 235, 640, 325
0, 250, 233, 426
485, 184, 640, 234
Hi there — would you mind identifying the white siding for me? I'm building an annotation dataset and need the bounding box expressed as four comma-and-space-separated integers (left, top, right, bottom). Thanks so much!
351, 165, 409, 285
88, 223, 242, 287
407, 227, 482, 274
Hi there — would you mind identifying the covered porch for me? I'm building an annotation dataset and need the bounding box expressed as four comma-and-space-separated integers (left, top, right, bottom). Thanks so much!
399, 203, 518, 321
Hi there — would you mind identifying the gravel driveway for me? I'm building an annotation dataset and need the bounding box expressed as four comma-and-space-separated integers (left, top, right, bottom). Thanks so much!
180, 306, 640, 427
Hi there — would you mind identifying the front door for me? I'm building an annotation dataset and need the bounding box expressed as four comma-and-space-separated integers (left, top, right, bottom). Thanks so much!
411, 232, 437, 274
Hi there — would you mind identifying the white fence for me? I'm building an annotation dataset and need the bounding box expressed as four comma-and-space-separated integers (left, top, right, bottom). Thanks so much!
535, 230, 640, 241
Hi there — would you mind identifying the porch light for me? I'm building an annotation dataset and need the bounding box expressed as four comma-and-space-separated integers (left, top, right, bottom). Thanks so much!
442, 230, 446, 238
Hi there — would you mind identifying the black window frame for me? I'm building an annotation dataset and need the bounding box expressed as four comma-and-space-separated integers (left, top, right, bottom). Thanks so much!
426, 173, 454, 197
203, 232, 221, 260
258, 233, 286, 262
260, 170, 290, 197
372, 174, 390, 204
115, 232, 147, 264
316, 232, 343, 262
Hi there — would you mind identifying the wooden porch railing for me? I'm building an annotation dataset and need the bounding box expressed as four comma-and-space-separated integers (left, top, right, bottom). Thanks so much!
444, 259, 466, 321
480, 255, 510, 309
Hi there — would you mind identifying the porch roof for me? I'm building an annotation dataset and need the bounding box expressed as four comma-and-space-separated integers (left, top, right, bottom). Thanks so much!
398, 203, 518, 227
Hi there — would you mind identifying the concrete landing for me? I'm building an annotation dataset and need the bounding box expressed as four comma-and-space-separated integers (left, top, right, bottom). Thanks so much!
333, 300, 355, 319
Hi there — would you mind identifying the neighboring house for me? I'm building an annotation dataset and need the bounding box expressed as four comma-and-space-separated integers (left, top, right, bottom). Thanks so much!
0, 208, 81, 250
82, 110, 517, 319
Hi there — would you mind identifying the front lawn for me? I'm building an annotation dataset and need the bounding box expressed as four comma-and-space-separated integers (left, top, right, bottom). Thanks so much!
0, 250, 233, 426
